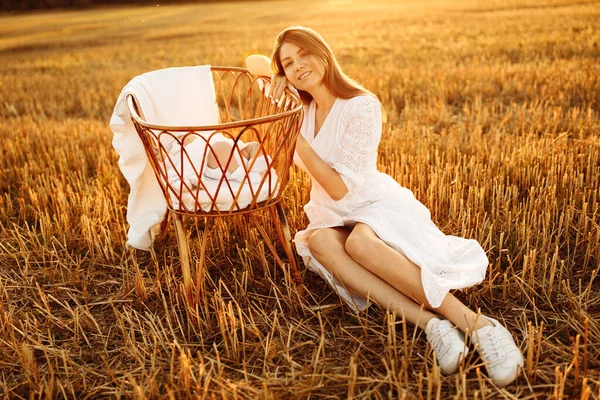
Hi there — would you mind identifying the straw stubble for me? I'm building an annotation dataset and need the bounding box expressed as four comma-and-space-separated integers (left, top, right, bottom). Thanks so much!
0, 0, 599, 398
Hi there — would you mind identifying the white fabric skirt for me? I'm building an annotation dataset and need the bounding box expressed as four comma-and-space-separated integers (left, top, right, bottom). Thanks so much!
294, 174, 488, 312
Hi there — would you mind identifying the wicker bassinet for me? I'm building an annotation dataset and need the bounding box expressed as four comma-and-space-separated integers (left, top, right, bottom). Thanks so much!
126, 67, 304, 300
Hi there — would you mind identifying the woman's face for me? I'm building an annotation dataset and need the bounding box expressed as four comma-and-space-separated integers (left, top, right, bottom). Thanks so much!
279, 42, 326, 93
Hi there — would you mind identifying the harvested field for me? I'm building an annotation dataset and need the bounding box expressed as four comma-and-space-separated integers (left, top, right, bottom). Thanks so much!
0, 0, 599, 398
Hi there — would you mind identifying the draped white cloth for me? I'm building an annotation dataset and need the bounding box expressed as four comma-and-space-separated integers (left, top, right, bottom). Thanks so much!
293, 95, 489, 311
110, 65, 219, 251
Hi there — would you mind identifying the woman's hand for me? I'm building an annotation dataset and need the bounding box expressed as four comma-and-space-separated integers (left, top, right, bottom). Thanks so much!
245, 54, 297, 106
269, 73, 290, 105
270, 74, 300, 109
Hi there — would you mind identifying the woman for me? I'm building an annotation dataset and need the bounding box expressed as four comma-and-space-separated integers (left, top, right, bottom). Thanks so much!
246, 26, 524, 387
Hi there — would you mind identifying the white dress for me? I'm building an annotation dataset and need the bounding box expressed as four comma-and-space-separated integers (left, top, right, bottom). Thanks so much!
293, 95, 488, 311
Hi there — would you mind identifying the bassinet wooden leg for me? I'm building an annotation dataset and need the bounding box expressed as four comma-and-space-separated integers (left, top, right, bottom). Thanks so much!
160, 210, 171, 235
194, 219, 208, 304
173, 214, 192, 300
272, 202, 303, 289
156, 210, 171, 247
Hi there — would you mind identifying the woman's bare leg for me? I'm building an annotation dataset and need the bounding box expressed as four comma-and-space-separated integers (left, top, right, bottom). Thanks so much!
344, 223, 492, 334
307, 227, 438, 330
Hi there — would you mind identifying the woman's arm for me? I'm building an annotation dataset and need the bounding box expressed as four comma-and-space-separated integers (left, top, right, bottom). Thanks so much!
245, 54, 272, 77
245, 55, 349, 200
326, 96, 382, 196
298, 96, 382, 202
295, 135, 349, 201
245, 54, 291, 103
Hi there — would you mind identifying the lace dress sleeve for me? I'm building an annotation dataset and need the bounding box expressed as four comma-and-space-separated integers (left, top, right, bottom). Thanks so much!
329, 96, 382, 193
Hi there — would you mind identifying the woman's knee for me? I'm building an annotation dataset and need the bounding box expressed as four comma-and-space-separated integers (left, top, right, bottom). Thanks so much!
307, 228, 344, 259
345, 228, 380, 263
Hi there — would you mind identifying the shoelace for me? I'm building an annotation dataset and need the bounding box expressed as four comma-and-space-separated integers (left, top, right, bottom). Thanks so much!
478, 331, 506, 367
429, 324, 452, 356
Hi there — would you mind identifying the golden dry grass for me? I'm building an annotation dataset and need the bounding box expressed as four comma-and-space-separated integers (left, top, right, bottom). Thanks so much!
1, 0, 599, 398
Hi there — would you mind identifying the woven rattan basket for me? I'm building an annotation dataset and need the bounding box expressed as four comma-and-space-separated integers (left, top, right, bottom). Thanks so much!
127, 67, 304, 300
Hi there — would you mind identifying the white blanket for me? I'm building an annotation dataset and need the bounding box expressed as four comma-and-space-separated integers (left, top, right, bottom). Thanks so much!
110, 65, 220, 251
170, 171, 280, 213
165, 135, 280, 212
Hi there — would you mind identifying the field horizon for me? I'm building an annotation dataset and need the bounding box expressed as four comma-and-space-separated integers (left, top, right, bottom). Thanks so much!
1, 0, 599, 398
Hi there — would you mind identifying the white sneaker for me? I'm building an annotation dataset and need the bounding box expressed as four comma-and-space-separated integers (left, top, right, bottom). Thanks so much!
425, 318, 469, 374
471, 316, 524, 387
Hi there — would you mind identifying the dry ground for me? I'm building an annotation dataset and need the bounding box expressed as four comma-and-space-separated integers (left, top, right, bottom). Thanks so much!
1, 0, 599, 398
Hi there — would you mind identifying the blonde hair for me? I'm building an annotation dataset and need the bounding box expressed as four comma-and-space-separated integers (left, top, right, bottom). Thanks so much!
271, 26, 374, 104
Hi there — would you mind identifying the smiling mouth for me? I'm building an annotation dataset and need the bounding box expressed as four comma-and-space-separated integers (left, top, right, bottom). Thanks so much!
298, 71, 312, 80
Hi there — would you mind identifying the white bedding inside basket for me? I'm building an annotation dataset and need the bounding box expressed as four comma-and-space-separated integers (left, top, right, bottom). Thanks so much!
164, 134, 280, 212
168, 170, 280, 212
